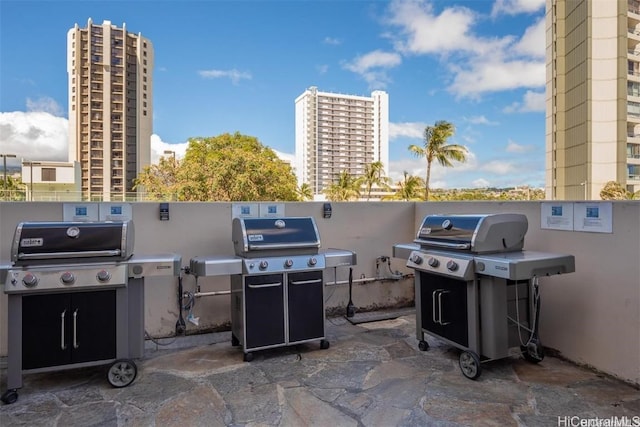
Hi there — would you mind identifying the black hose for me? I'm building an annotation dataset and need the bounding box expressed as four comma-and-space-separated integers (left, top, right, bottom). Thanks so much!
175, 274, 186, 335
346, 268, 355, 318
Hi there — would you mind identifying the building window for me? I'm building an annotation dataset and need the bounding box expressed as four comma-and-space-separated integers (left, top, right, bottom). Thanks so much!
629, 101, 640, 117
143, 110, 147, 116
143, 59, 147, 65
41, 168, 56, 182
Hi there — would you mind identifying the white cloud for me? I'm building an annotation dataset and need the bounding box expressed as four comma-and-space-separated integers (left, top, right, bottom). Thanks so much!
273, 149, 295, 164
503, 90, 545, 113
0, 111, 68, 162
387, 0, 511, 56
472, 178, 491, 188
513, 17, 545, 58
198, 69, 252, 85
466, 115, 499, 125
150, 135, 188, 164
506, 139, 534, 153
26, 97, 65, 117
317, 64, 329, 74
383, 0, 545, 98
491, 0, 545, 17
323, 37, 342, 45
343, 50, 402, 89
449, 59, 544, 98
389, 122, 426, 140
479, 159, 517, 175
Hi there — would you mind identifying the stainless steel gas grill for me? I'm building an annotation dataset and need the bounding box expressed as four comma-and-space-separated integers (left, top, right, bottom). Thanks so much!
0, 221, 181, 404
190, 216, 356, 362
393, 213, 575, 379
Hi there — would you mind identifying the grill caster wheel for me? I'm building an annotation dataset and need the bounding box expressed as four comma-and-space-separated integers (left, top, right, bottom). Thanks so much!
244, 352, 254, 362
107, 359, 137, 388
1, 389, 18, 404
320, 339, 330, 350
418, 340, 429, 351
231, 333, 240, 347
459, 351, 482, 380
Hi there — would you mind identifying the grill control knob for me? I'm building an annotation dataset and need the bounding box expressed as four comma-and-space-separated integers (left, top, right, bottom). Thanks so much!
22, 273, 38, 288
308, 257, 317, 267
284, 259, 294, 268
410, 254, 423, 265
96, 270, 111, 282
446, 260, 459, 272
259, 260, 269, 270
61, 272, 75, 285
428, 257, 439, 268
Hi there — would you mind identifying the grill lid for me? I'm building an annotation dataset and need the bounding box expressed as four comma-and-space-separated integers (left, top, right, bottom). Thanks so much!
233, 217, 321, 256
11, 221, 134, 264
415, 213, 528, 254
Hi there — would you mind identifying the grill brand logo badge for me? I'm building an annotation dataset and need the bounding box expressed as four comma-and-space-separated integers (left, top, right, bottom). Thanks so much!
20, 238, 43, 247
248, 234, 264, 242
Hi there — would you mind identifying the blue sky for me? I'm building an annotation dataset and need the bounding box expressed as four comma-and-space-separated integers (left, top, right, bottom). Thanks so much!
0, 0, 546, 189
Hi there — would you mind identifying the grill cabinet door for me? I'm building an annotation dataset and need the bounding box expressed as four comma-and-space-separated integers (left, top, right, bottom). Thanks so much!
244, 274, 285, 349
22, 290, 116, 370
419, 272, 468, 347
22, 293, 71, 369
287, 271, 324, 343
70, 290, 116, 364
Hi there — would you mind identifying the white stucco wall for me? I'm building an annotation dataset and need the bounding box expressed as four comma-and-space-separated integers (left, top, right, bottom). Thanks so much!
0, 201, 638, 385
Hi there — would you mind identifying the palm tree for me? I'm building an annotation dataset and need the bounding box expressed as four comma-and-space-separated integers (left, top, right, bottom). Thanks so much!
323, 170, 361, 201
408, 120, 468, 201
297, 183, 313, 201
384, 171, 424, 201
361, 161, 390, 200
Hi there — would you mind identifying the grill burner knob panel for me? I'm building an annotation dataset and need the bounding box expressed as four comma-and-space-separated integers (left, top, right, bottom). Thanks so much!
410, 254, 423, 265
284, 259, 293, 268
259, 261, 269, 270
428, 257, 439, 268
446, 260, 459, 272
96, 270, 111, 282
308, 257, 317, 267
61, 272, 75, 285
22, 273, 38, 288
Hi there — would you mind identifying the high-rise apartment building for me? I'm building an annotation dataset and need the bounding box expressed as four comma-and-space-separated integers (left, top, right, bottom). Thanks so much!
546, 0, 640, 200
67, 19, 153, 200
295, 87, 389, 198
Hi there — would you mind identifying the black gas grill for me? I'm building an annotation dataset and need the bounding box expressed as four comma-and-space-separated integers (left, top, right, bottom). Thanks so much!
0, 221, 180, 404
394, 213, 575, 379
190, 216, 356, 361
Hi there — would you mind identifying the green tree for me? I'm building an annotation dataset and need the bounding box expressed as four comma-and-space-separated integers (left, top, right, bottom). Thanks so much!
134, 156, 179, 200
384, 171, 424, 201
135, 132, 299, 201
361, 161, 390, 201
324, 170, 361, 201
0, 176, 26, 201
408, 121, 468, 201
297, 182, 313, 201
599, 181, 637, 200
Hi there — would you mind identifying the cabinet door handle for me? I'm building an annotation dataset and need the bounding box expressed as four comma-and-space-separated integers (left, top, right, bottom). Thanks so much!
432, 290, 439, 324
438, 290, 450, 325
60, 309, 67, 350
73, 309, 79, 349
248, 282, 282, 289
290, 279, 322, 285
